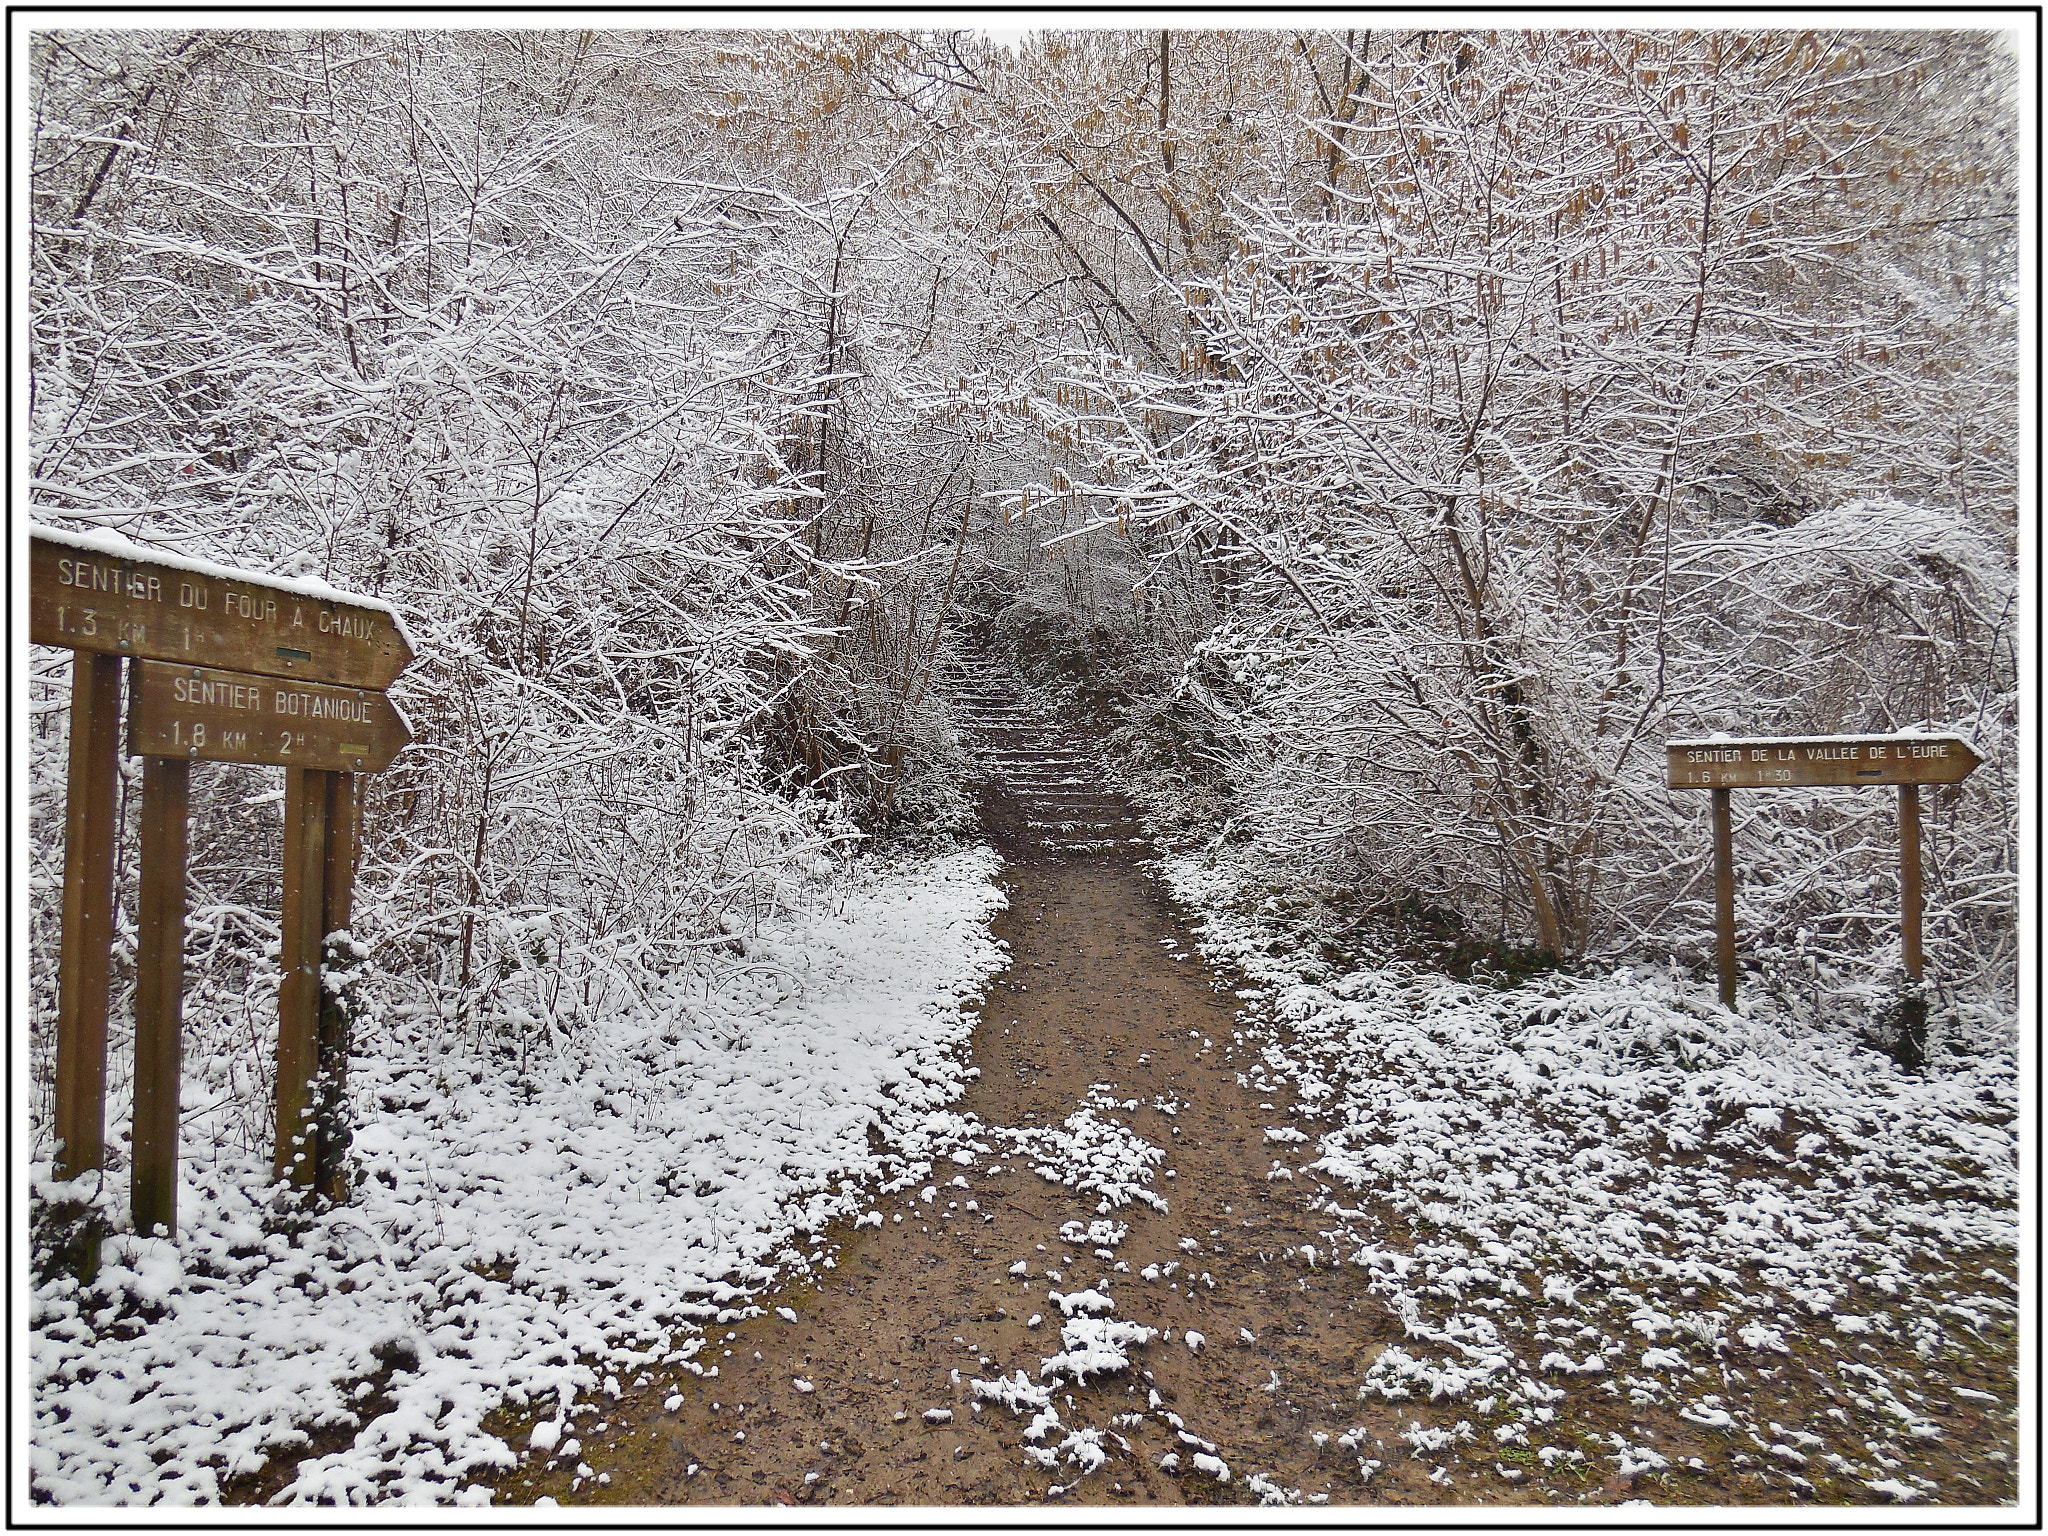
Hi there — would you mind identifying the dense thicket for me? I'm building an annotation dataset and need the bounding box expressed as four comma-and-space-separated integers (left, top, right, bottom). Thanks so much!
973, 30, 2018, 1026
1012, 31, 2019, 1016
27, 27, 2018, 1163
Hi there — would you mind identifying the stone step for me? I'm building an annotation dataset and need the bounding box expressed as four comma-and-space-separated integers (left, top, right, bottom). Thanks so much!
941, 663, 1150, 858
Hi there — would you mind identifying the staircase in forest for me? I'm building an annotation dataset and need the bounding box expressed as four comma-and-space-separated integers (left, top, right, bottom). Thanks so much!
935, 657, 1146, 860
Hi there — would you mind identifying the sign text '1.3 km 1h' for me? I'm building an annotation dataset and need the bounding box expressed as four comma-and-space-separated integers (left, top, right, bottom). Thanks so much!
31, 523, 412, 689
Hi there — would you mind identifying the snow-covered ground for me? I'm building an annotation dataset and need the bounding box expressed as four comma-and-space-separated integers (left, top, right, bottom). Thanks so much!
1159, 854, 2020, 1505
30, 848, 1007, 1506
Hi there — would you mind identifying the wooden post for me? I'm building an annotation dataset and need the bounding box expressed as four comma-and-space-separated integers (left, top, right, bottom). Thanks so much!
1711, 787, 1737, 1012
274, 767, 330, 1186
55, 651, 123, 1257
276, 767, 358, 1192
1899, 782, 1923, 982
314, 772, 358, 1201
1896, 781, 1929, 1066
132, 756, 189, 1237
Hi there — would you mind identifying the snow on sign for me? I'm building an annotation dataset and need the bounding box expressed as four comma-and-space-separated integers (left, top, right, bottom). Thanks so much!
1665, 733, 1983, 789
30, 523, 413, 689
35, 522, 417, 1277
130, 661, 414, 773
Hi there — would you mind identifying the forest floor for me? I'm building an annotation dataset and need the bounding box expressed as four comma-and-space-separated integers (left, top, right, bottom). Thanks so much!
488, 674, 2020, 1512
38, 664, 2016, 1511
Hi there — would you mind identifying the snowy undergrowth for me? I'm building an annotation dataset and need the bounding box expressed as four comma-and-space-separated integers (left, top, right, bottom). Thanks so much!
1159, 853, 2019, 1503
31, 848, 1007, 1506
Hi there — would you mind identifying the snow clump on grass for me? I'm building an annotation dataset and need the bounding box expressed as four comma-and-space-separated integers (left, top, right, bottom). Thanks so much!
1038, 1317, 1159, 1384
972, 1371, 1053, 1415
993, 1109, 1167, 1215
1047, 1287, 1114, 1318
1057, 1217, 1128, 1248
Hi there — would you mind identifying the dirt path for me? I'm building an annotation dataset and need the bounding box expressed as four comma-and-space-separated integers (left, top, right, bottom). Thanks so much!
488, 672, 2015, 1511
488, 674, 1432, 1508
615, 819, 1368, 1507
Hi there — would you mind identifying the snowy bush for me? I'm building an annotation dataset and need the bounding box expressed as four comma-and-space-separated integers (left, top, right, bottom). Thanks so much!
1005, 31, 2017, 1026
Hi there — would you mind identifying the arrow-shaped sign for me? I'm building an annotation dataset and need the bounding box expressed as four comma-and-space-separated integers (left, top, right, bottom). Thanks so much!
1666, 733, 1983, 790
129, 661, 412, 774
32, 525, 413, 690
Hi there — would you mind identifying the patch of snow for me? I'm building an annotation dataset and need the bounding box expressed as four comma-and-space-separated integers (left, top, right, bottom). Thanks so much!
972, 1371, 1053, 1416
1039, 1317, 1158, 1384
30, 849, 1008, 1504
1048, 1287, 1114, 1318
993, 1110, 1168, 1215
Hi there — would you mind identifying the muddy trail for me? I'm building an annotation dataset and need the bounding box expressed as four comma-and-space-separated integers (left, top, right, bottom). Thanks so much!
486, 669, 2015, 1512
481, 668, 1412, 1509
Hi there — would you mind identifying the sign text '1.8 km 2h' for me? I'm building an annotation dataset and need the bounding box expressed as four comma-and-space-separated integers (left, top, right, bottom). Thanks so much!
129, 661, 413, 773
31, 523, 413, 689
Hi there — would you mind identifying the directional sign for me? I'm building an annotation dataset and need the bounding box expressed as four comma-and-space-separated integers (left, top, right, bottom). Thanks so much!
129, 661, 412, 773
1666, 734, 1983, 790
31, 525, 413, 689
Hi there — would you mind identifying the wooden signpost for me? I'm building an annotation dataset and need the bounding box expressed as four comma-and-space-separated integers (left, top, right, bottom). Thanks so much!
32, 525, 414, 1271
1665, 732, 1984, 1012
